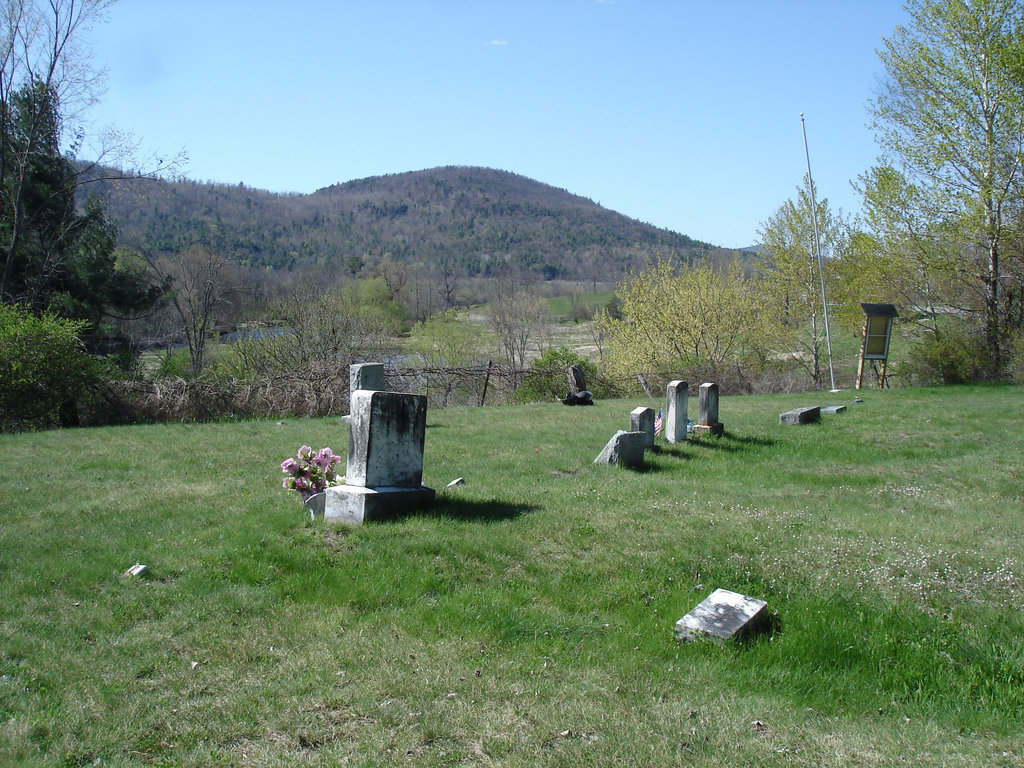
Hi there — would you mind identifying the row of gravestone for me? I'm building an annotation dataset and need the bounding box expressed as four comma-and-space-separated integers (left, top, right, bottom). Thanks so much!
593, 381, 724, 469
304, 364, 771, 645
316, 372, 733, 526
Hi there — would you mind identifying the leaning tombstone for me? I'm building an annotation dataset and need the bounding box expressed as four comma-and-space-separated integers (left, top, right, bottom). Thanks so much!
675, 588, 768, 643
567, 364, 587, 395
665, 380, 689, 444
691, 382, 723, 435
630, 406, 656, 448
324, 389, 435, 524
594, 430, 646, 469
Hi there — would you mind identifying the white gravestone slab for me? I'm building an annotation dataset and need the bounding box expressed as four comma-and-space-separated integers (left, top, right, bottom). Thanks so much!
675, 588, 768, 643
665, 380, 688, 444
324, 484, 435, 525
630, 406, 656, 448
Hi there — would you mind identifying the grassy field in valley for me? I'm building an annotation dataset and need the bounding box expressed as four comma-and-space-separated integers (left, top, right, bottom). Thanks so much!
1, 384, 1023, 766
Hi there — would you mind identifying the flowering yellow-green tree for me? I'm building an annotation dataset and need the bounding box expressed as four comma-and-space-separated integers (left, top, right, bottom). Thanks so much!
595, 260, 765, 385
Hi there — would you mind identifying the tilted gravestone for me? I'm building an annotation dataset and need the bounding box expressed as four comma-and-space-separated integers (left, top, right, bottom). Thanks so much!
593, 430, 646, 468
324, 389, 435, 524
630, 406, 656, 448
675, 588, 768, 643
780, 406, 821, 425
691, 382, 723, 435
665, 380, 688, 444
568, 364, 587, 395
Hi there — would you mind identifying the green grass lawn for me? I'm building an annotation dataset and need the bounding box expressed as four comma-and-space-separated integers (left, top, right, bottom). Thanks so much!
2, 384, 1023, 766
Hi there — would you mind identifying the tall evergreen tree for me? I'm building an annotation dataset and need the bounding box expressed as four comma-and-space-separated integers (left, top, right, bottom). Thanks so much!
0, 79, 165, 350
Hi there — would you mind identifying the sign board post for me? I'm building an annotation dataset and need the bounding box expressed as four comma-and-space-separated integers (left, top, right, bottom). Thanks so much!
856, 303, 898, 389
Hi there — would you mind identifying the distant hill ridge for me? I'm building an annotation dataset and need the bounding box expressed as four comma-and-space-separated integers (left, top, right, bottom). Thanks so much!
85, 165, 721, 281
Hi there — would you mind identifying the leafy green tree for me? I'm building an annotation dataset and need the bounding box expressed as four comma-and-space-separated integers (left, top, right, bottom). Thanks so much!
0, 2, 168, 362
867, 0, 1024, 372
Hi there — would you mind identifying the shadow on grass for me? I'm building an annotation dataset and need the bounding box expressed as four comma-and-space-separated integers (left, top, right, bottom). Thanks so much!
685, 431, 777, 452
648, 445, 692, 461
406, 497, 538, 523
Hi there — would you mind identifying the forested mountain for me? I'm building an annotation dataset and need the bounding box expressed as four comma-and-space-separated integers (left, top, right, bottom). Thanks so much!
81, 166, 719, 282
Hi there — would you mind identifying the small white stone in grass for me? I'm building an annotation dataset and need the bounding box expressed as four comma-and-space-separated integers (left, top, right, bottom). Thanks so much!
447, 477, 466, 487
124, 563, 147, 577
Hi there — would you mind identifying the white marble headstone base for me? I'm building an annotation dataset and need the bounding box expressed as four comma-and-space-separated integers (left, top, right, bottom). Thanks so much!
323, 484, 436, 525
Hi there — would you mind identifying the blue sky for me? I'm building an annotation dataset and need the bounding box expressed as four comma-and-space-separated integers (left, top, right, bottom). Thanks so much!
81, 0, 909, 249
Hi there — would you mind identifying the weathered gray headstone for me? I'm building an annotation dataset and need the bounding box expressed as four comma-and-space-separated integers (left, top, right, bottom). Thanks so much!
665, 380, 688, 444
324, 389, 435, 525
675, 588, 768, 643
780, 406, 821, 425
630, 406, 656, 448
349, 363, 384, 404
692, 382, 723, 435
822, 405, 847, 415
345, 390, 427, 487
594, 430, 646, 468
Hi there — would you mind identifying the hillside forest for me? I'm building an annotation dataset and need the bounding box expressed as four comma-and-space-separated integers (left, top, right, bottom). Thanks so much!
3, 0, 1024, 432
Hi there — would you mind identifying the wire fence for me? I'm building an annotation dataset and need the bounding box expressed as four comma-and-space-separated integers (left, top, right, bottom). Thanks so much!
81, 351, 829, 426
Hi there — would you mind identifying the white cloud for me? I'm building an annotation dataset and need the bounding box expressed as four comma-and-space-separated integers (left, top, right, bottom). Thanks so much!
485, 39, 508, 46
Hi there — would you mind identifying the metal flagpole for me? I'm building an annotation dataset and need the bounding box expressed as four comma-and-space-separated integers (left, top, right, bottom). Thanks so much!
800, 113, 837, 391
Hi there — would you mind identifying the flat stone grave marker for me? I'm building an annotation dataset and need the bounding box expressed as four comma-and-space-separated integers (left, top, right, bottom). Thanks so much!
675, 588, 768, 643
780, 406, 821, 425
822, 405, 847, 415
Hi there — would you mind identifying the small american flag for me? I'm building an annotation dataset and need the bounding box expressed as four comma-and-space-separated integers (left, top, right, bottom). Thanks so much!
654, 408, 663, 436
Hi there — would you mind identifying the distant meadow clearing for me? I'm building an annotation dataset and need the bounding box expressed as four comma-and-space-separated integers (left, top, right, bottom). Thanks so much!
1, 384, 1022, 767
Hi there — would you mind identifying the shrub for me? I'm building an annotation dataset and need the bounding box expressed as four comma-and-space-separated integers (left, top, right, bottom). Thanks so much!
513, 347, 613, 404
156, 347, 192, 379
900, 324, 993, 385
0, 304, 100, 431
